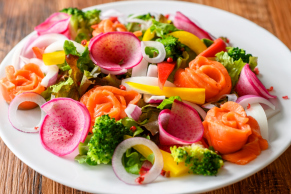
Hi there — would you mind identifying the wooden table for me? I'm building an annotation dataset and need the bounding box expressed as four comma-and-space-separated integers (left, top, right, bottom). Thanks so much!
0, 0, 290, 193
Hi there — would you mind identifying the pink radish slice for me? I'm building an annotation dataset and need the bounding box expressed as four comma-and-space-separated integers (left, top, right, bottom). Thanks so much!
40, 98, 90, 156
8, 92, 47, 133
89, 32, 142, 71
100, 67, 127, 75
182, 101, 207, 120
158, 100, 204, 145
173, 11, 214, 40
35, 12, 71, 37
235, 64, 276, 99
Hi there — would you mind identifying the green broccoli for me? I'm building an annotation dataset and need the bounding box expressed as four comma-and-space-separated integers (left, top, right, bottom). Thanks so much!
170, 144, 224, 176
86, 115, 133, 165
156, 35, 185, 60
227, 47, 253, 63
60, 7, 101, 42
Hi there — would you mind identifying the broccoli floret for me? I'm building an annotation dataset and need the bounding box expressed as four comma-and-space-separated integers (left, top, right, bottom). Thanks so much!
60, 7, 101, 42
227, 47, 253, 63
170, 144, 224, 176
86, 115, 133, 165
156, 35, 185, 60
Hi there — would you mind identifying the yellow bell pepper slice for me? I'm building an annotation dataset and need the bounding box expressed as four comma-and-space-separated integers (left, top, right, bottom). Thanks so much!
43, 50, 66, 66
142, 28, 155, 41
124, 135, 189, 177
126, 82, 205, 104
169, 31, 207, 54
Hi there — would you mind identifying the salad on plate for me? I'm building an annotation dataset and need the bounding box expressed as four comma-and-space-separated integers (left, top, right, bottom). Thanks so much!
0, 7, 281, 185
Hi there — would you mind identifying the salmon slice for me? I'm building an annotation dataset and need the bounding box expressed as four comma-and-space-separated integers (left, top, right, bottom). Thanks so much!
80, 86, 141, 133
174, 56, 231, 102
0, 63, 45, 109
222, 116, 268, 165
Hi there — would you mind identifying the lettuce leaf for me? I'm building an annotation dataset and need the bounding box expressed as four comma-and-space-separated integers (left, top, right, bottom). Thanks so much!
122, 148, 146, 175
150, 20, 179, 37
157, 96, 182, 110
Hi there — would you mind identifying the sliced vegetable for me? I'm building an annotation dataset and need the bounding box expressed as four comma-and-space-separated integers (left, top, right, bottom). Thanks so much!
40, 65, 59, 87
173, 11, 213, 40
32, 47, 45, 59
35, 12, 71, 37
157, 62, 175, 90
235, 64, 276, 99
169, 31, 207, 54
100, 67, 127, 75
141, 41, 166, 63
8, 92, 46, 133
19, 56, 48, 74
89, 32, 142, 71
144, 95, 165, 103
182, 101, 207, 120
198, 38, 226, 57
112, 137, 163, 185
125, 104, 142, 121
142, 28, 155, 41
147, 64, 158, 77
44, 39, 86, 54
158, 100, 204, 145
126, 82, 205, 104
236, 95, 275, 110
121, 77, 175, 92
40, 98, 90, 156
245, 103, 268, 140
131, 58, 148, 77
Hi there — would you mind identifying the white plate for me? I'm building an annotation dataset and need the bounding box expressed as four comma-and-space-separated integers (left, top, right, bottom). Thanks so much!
0, 1, 291, 193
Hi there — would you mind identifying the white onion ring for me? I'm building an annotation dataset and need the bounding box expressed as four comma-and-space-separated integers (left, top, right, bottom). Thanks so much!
202, 103, 216, 109
236, 95, 275, 110
41, 65, 59, 87
112, 137, 163, 185
245, 103, 268, 140
141, 41, 166, 64
147, 64, 158, 77
8, 92, 46, 133
44, 40, 85, 54
131, 58, 148, 77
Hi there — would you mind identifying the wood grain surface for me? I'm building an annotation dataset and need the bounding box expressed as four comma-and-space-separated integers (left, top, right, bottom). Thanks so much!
0, 0, 290, 193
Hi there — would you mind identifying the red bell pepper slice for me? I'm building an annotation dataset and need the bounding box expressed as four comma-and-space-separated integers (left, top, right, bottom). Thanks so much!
199, 38, 227, 58
158, 62, 175, 90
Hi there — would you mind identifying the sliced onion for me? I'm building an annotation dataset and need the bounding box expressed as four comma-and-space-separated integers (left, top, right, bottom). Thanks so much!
264, 98, 281, 119
236, 95, 275, 110
100, 9, 126, 23
8, 92, 47, 133
100, 67, 127, 75
141, 41, 166, 63
20, 56, 48, 74
23, 33, 68, 59
124, 104, 142, 121
41, 65, 59, 87
245, 103, 268, 140
183, 101, 207, 120
202, 103, 216, 109
35, 13, 71, 37
147, 64, 158, 77
144, 95, 165, 103
235, 64, 276, 99
131, 58, 148, 77
121, 77, 175, 93
112, 137, 163, 185
44, 40, 85, 54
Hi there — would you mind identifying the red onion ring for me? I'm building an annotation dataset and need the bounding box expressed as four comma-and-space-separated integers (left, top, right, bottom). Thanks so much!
124, 104, 142, 121
41, 65, 59, 87
236, 95, 275, 110
112, 137, 163, 185
8, 92, 47, 133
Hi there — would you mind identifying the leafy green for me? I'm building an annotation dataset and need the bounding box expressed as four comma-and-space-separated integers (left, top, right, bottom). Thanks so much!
145, 46, 159, 58
86, 115, 133, 165
122, 148, 146, 175
157, 96, 182, 110
60, 8, 101, 42
167, 51, 189, 82
126, 13, 153, 33
170, 144, 224, 176
201, 38, 214, 47
150, 20, 179, 37
216, 47, 258, 87
51, 77, 74, 93
57, 62, 71, 71
156, 35, 185, 60
138, 104, 161, 136
121, 117, 144, 137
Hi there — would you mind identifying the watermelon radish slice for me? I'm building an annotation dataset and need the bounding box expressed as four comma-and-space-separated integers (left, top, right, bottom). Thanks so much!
40, 98, 90, 156
89, 32, 142, 71
158, 100, 204, 145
